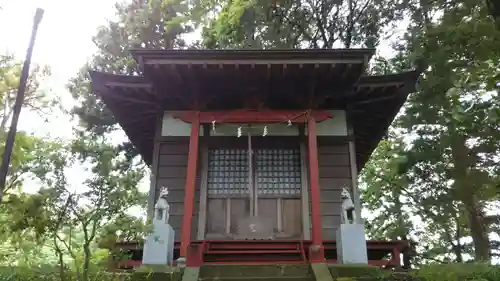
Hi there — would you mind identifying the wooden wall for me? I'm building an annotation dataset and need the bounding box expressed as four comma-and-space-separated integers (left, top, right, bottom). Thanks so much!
153, 137, 200, 241
308, 137, 353, 240
151, 135, 353, 241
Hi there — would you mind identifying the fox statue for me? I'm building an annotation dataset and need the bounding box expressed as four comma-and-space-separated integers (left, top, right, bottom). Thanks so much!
341, 187, 356, 224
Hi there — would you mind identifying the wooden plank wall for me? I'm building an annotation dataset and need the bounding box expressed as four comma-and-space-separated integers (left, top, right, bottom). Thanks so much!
308, 138, 352, 240
152, 135, 351, 241
153, 137, 200, 241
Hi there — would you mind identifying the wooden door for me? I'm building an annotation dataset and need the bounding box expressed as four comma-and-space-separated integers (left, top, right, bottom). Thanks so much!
205, 148, 252, 239
204, 138, 303, 240
255, 148, 302, 239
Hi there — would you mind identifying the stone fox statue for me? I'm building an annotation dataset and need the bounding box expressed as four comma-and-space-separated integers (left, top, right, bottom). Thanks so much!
143, 186, 175, 265
155, 187, 170, 222
341, 187, 356, 224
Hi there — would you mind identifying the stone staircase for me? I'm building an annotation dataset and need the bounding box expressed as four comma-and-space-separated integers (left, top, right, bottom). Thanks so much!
132, 264, 405, 281
198, 264, 315, 281
202, 241, 306, 264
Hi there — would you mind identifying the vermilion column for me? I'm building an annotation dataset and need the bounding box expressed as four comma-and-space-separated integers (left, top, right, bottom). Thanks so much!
307, 114, 325, 262
180, 111, 200, 258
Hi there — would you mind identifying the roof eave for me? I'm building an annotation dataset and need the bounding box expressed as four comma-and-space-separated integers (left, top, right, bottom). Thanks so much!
130, 48, 376, 66
352, 70, 421, 171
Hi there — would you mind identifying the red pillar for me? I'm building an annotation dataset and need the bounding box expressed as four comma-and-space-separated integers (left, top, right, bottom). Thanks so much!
307, 114, 325, 262
180, 111, 200, 258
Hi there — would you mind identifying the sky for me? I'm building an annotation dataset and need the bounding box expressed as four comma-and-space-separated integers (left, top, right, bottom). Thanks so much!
0, 0, 126, 193
0, 0, 117, 137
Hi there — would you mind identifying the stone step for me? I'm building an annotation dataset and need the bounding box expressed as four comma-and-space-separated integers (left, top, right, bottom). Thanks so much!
200, 264, 312, 279
199, 277, 314, 281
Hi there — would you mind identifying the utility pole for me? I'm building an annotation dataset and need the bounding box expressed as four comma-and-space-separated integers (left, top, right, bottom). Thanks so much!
0, 8, 44, 202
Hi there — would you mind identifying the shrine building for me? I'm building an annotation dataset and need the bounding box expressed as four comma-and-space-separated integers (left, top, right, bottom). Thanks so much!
90, 49, 420, 269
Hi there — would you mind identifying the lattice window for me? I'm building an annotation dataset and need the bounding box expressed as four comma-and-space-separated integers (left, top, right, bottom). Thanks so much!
255, 148, 301, 196
207, 149, 250, 196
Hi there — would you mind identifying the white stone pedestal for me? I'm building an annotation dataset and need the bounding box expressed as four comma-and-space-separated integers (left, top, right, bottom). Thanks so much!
143, 223, 175, 265
336, 223, 368, 264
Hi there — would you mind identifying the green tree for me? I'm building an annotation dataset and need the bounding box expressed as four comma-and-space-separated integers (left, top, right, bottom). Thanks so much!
372, 0, 500, 262
57, 0, 190, 274
0, 52, 70, 268
38, 132, 146, 281
0, 52, 64, 258
69, 0, 193, 145
0, 53, 57, 204
361, 137, 421, 267
0, 52, 59, 218
0, 138, 69, 267
189, 0, 407, 49
363, 135, 475, 264
0, 54, 54, 131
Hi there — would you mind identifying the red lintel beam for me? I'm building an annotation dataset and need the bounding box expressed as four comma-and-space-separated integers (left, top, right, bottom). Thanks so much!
307, 113, 325, 263
180, 111, 200, 258
173, 109, 333, 124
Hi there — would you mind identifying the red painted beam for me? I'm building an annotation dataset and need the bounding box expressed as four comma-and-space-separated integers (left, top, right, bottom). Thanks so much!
180, 111, 201, 258
306, 114, 325, 263
173, 110, 333, 124
207, 250, 301, 254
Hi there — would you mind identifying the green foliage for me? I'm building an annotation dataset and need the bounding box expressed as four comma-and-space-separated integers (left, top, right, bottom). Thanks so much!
37, 132, 147, 281
328, 264, 390, 278
0, 266, 132, 281
1, 138, 69, 234
0, 54, 56, 131
413, 263, 500, 281
400, 0, 499, 262
0, 266, 60, 281
0, 131, 147, 277
191, 0, 407, 49
68, 0, 193, 142
361, 137, 415, 240
98, 213, 151, 249
0, 52, 69, 264
0, 86, 146, 280
362, 0, 500, 264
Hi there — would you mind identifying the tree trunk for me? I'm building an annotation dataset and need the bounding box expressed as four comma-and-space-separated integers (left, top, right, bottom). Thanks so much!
453, 216, 463, 263
452, 243, 464, 263
465, 200, 491, 261
394, 194, 412, 268
53, 236, 67, 281
401, 235, 412, 269
450, 136, 491, 262
486, 0, 500, 30
83, 243, 91, 281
